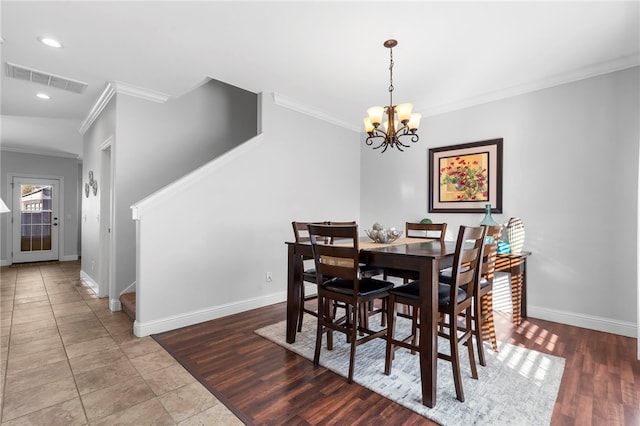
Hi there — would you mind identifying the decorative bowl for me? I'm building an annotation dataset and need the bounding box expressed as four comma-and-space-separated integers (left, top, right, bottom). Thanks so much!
365, 223, 403, 243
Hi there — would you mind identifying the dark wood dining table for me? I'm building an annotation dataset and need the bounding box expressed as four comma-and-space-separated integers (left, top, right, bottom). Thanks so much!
285, 237, 456, 408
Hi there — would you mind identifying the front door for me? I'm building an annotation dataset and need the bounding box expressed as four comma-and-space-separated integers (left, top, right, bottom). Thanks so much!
12, 177, 60, 263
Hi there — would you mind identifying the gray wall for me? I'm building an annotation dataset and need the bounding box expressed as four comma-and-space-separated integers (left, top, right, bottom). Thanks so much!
131, 93, 362, 335
361, 66, 640, 335
82, 79, 258, 305
0, 151, 80, 264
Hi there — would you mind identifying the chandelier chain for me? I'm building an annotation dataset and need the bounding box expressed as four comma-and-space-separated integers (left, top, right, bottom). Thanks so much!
388, 47, 394, 105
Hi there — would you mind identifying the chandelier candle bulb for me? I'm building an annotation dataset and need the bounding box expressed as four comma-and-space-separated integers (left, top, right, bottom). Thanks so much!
408, 113, 421, 131
367, 106, 384, 126
396, 103, 413, 123
363, 117, 375, 133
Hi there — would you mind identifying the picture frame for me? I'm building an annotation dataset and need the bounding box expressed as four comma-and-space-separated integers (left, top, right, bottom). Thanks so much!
428, 138, 503, 213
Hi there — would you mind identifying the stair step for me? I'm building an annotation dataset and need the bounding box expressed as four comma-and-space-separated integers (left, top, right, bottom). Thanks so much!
120, 292, 136, 321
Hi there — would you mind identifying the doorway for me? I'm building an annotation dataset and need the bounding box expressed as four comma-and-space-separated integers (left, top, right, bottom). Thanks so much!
11, 177, 61, 263
99, 140, 113, 299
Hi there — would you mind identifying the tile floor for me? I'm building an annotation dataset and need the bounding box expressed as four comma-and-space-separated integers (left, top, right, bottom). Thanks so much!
0, 261, 242, 425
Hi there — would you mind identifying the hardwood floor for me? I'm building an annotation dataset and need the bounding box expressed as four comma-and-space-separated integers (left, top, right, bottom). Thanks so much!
153, 302, 640, 425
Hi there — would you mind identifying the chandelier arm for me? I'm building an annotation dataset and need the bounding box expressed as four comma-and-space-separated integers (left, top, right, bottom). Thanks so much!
395, 134, 419, 147
365, 132, 388, 149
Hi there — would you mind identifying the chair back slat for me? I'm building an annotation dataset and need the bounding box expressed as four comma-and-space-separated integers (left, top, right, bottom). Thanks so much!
292, 221, 328, 243
405, 222, 447, 242
448, 225, 486, 306
308, 224, 360, 284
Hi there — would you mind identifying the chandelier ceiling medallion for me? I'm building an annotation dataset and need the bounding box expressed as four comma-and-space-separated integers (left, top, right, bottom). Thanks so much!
363, 39, 421, 153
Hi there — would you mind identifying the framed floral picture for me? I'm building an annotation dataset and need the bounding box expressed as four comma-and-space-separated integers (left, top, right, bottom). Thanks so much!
428, 138, 503, 213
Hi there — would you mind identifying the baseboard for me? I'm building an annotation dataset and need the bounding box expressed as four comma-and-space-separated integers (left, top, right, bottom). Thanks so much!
1, 256, 78, 266
131, 290, 638, 339
110, 298, 122, 311
528, 305, 636, 338
79, 270, 99, 296
133, 291, 287, 337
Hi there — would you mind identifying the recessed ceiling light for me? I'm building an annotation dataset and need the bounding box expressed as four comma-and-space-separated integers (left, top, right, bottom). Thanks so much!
37, 36, 62, 48
36, 93, 51, 100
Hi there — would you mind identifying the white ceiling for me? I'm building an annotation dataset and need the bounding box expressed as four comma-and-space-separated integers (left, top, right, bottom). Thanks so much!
1, 1, 638, 158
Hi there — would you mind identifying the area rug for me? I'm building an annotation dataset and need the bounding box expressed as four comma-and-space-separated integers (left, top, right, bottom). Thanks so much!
254, 314, 565, 426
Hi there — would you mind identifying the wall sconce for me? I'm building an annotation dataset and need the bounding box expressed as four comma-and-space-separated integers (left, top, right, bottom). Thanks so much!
86, 171, 98, 197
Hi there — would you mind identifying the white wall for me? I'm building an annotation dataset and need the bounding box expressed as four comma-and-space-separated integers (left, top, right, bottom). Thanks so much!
131, 93, 361, 336
0, 150, 81, 264
362, 67, 640, 336
82, 98, 116, 286
82, 79, 258, 306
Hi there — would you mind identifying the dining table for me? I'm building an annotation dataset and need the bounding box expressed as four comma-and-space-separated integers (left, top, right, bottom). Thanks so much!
285, 236, 456, 408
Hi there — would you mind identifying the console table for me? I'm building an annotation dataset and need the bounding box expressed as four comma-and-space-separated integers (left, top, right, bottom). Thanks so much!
495, 251, 531, 326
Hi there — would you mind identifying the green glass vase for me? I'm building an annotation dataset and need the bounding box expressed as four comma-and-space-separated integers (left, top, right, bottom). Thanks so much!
479, 204, 498, 226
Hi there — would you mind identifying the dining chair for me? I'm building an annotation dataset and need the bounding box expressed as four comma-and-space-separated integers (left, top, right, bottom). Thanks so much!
293, 220, 386, 333
384, 222, 447, 282
405, 222, 447, 242
308, 223, 394, 383
328, 221, 387, 329
329, 220, 384, 278
440, 224, 502, 365
384, 225, 486, 402
292, 221, 328, 332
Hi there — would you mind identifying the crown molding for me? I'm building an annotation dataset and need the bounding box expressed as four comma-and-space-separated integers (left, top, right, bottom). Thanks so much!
0, 144, 81, 160
273, 93, 360, 133
112, 81, 170, 103
421, 54, 640, 118
79, 81, 170, 135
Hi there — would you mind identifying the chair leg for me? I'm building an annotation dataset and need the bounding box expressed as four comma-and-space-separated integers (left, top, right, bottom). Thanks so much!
466, 307, 478, 380
326, 298, 334, 350
347, 302, 358, 383
384, 296, 396, 375
449, 314, 465, 402
482, 291, 499, 353
359, 304, 368, 336
313, 294, 325, 366
474, 294, 487, 367
410, 306, 418, 354
297, 284, 305, 332
380, 299, 387, 327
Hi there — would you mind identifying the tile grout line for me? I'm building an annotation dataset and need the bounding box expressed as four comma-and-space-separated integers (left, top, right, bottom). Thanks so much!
43, 265, 92, 425
0, 268, 17, 425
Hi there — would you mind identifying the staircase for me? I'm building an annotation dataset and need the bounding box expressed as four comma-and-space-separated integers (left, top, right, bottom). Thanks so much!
120, 292, 136, 321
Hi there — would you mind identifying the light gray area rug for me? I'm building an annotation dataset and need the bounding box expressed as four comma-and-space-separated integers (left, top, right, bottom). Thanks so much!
255, 314, 565, 426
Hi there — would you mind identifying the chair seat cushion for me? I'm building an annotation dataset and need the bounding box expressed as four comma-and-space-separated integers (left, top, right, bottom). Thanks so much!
390, 281, 467, 306
322, 277, 394, 296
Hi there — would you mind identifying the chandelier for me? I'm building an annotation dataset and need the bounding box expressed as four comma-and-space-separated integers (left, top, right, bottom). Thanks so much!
363, 39, 421, 153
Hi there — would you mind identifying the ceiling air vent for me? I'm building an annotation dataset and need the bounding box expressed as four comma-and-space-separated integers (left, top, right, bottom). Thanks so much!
5, 62, 88, 94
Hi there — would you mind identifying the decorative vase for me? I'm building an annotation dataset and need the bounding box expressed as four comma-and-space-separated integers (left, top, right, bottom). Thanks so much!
479, 204, 498, 226
497, 239, 511, 254
506, 217, 525, 254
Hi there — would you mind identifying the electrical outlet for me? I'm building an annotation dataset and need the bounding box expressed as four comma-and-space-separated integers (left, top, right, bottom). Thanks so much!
266, 272, 273, 283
